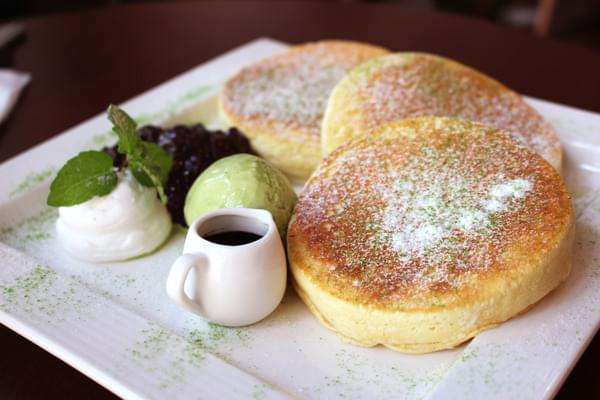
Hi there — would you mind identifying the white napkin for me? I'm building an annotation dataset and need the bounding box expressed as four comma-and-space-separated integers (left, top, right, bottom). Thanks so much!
0, 69, 30, 124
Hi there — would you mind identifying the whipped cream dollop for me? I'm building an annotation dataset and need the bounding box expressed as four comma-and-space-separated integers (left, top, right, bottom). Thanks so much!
56, 172, 172, 262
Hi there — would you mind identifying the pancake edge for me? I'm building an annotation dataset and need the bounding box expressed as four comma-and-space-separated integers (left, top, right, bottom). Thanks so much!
289, 217, 574, 353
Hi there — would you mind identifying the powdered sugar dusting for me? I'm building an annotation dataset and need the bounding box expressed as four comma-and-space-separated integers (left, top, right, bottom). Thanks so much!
377, 175, 533, 262
485, 179, 532, 211
223, 42, 387, 136
349, 54, 561, 166
228, 61, 347, 129
289, 119, 569, 306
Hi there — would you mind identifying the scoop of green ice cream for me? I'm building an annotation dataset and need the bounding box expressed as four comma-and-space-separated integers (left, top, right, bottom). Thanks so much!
184, 154, 297, 237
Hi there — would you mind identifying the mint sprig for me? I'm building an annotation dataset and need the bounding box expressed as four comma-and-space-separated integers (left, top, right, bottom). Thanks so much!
47, 151, 118, 207
47, 105, 172, 207
107, 104, 172, 203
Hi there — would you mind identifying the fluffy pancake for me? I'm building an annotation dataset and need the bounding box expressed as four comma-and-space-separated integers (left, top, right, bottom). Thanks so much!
321, 53, 562, 172
288, 117, 574, 353
219, 40, 388, 181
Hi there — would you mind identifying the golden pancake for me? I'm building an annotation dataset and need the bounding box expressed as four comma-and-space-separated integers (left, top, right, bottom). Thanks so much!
321, 53, 562, 172
219, 41, 388, 181
289, 117, 574, 353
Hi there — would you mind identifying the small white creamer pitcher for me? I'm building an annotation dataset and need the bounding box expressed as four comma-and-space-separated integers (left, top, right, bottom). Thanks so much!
166, 208, 287, 327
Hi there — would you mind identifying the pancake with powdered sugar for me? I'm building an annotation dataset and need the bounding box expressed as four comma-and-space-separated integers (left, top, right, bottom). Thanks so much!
321, 53, 562, 172
289, 117, 573, 353
219, 40, 388, 181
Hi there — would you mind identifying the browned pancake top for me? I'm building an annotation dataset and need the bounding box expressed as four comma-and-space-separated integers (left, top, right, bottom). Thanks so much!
353, 53, 560, 164
222, 41, 388, 137
289, 118, 571, 307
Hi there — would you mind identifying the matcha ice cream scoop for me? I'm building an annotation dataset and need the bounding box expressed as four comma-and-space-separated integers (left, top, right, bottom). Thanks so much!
184, 154, 297, 236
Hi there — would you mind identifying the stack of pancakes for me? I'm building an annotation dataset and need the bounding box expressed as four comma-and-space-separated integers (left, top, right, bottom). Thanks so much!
220, 41, 574, 353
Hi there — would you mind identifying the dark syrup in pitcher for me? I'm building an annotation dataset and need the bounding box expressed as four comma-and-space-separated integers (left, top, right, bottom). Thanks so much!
203, 231, 262, 246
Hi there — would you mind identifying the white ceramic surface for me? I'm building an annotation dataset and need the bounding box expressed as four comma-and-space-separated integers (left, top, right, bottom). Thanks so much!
167, 208, 287, 327
0, 39, 598, 400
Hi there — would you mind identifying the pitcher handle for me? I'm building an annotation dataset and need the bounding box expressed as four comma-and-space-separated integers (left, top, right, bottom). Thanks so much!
166, 253, 208, 318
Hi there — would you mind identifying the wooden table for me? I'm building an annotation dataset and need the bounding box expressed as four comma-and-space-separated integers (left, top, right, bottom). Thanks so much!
0, 1, 598, 398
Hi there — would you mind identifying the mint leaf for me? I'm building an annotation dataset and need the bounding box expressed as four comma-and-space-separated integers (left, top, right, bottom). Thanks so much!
47, 151, 118, 207
130, 161, 168, 203
107, 104, 142, 158
106, 105, 172, 203
130, 143, 172, 203
130, 163, 153, 187
130, 142, 172, 186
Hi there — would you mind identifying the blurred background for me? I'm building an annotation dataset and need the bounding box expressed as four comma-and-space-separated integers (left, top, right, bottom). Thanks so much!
1, 0, 599, 50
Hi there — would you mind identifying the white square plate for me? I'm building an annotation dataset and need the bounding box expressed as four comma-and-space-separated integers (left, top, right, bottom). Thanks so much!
1, 39, 599, 400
